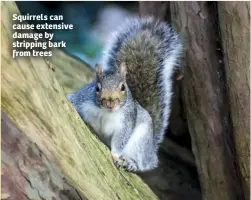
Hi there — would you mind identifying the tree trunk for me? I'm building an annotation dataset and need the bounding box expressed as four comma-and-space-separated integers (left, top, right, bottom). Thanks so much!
139, 1, 169, 21
170, 2, 244, 200
1, 111, 87, 200
218, 2, 250, 199
1, 2, 158, 200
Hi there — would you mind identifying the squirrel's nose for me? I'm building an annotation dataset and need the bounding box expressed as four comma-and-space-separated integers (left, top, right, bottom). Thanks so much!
102, 99, 115, 109
107, 101, 115, 109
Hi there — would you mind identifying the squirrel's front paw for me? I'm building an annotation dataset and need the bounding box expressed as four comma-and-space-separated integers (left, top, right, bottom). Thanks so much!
120, 156, 138, 172
111, 154, 138, 172
111, 153, 123, 167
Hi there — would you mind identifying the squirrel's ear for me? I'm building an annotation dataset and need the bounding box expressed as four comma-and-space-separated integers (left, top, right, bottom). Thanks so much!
95, 64, 102, 77
119, 62, 127, 80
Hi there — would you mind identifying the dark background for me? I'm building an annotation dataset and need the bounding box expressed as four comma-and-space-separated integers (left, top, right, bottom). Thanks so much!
16, 1, 138, 67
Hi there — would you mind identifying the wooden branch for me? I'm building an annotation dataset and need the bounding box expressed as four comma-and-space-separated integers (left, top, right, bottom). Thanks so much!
1, 2, 158, 200
170, 2, 244, 200
50, 49, 94, 94
1, 111, 87, 200
218, 2, 250, 199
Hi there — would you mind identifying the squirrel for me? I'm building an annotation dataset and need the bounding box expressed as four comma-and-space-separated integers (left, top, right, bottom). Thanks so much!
67, 16, 182, 172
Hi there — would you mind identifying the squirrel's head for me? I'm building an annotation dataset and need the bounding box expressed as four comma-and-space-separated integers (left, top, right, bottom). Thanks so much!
95, 63, 127, 112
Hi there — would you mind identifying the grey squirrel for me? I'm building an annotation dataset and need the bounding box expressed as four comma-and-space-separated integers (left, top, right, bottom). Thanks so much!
67, 16, 182, 172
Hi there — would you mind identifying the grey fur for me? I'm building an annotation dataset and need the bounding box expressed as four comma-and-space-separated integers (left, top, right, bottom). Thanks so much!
67, 16, 182, 172
101, 16, 182, 148
68, 80, 157, 171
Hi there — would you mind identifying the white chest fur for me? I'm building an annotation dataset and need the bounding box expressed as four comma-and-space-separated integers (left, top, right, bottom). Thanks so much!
79, 102, 124, 144
99, 110, 124, 136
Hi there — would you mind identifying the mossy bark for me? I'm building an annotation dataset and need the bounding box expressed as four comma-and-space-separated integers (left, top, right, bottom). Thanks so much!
1, 2, 158, 200
50, 49, 94, 94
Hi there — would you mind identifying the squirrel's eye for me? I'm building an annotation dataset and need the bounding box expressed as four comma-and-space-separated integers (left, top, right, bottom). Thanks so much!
121, 84, 125, 91
96, 83, 101, 92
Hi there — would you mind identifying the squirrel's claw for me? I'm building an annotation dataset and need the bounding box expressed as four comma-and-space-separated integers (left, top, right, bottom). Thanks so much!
120, 156, 138, 172
111, 153, 138, 172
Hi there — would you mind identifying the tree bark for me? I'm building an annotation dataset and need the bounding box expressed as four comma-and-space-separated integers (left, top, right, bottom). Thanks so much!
50, 49, 94, 94
139, 1, 169, 21
1, 2, 158, 200
218, 2, 250, 199
170, 2, 244, 200
1, 111, 87, 200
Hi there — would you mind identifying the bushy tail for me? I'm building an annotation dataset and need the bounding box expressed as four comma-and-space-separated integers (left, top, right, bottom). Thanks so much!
100, 16, 183, 150
153, 128, 167, 150
152, 18, 183, 151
